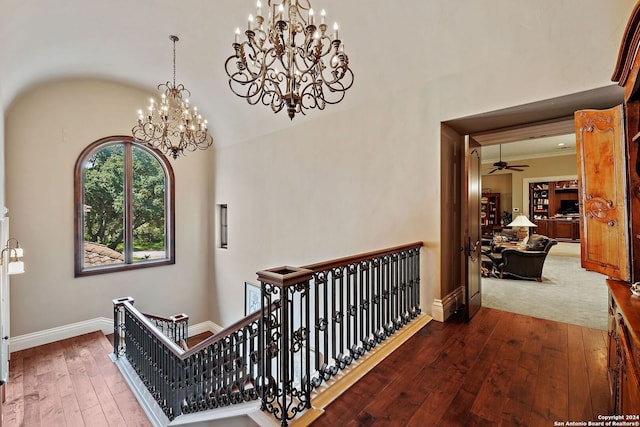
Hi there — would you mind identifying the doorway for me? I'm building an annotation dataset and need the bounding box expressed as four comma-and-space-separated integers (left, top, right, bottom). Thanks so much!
477, 136, 607, 330
439, 85, 623, 324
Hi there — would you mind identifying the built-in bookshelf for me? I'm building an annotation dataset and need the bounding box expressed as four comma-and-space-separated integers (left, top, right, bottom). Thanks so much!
529, 180, 578, 220
481, 192, 500, 237
530, 182, 550, 220
529, 180, 579, 241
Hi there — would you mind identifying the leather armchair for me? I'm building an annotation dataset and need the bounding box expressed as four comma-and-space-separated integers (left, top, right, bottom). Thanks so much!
496, 235, 558, 282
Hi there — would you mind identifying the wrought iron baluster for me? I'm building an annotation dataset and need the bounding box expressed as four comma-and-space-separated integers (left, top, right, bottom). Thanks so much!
376, 257, 382, 341
322, 273, 329, 376
313, 274, 321, 374
391, 253, 398, 329
364, 261, 371, 347
346, 264, 353, 358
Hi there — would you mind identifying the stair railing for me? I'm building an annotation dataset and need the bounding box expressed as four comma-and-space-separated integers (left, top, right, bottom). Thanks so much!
144, 311, 189, 347
113, 297, 270, 420
113, 242, 423, 426
256, 241, 423, 426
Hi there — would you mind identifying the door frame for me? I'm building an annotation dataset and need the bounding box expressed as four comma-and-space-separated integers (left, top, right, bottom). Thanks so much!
438, 85, 623, 322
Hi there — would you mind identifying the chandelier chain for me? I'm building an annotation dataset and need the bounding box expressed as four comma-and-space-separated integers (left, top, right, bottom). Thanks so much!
171, 35, 177, 87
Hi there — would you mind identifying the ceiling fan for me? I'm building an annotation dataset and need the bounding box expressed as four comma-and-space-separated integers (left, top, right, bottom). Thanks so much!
488, 145, 529, 174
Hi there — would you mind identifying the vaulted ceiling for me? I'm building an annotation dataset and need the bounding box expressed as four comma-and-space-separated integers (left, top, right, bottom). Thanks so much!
1, 1, 436, 146
2, 1, 635, 150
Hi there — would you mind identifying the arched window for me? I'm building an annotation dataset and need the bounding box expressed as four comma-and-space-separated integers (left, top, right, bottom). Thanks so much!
74, 136, 175, 276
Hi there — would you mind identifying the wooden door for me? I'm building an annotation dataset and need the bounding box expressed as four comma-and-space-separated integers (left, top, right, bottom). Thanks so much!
574, 106, 630, 281
465, 137, 482, 320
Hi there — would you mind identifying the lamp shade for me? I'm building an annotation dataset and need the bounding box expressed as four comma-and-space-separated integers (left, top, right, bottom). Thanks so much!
507, 214, 537, 228
8, 260, 24, 275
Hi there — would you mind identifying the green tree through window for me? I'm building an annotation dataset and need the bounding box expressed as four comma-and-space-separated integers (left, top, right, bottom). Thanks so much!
74, 136, 175, 276
83, 144, 125, 250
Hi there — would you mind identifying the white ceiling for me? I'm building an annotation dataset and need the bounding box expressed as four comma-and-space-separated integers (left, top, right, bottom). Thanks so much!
0, 0, 439, 147
0, 2, 632, 150
481, 133, 577, 164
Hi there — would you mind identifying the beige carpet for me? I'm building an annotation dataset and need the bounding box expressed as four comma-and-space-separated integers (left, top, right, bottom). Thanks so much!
481, 242, 608, 330
549, 241, 581, 257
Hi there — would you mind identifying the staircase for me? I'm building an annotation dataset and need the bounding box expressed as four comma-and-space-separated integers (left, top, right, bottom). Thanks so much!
111, 242, 427, 426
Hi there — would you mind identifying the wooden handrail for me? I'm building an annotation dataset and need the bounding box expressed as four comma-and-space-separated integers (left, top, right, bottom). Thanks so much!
301, 241, 423, 272
118, 297, 276, 359
181, 302, 277, 358
143, 312, 189, 323
118, 300, 185, 355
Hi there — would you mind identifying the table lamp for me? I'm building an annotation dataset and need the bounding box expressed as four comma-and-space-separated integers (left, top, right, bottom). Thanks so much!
507, 214, 537, 241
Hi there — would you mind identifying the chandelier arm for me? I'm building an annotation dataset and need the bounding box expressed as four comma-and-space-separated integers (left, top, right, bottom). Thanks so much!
225, 46, 284, 105
262, 70, 286, 111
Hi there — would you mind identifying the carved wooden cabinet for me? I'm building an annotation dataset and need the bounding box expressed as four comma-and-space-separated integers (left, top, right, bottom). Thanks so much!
574, 106, 631, 281
575, 0, 640, 415
608, 280, 640, 414
534, 218, 580, 241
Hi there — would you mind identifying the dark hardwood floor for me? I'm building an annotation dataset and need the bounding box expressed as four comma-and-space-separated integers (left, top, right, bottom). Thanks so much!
310, 307, 609, 427
2, 308, 608, 426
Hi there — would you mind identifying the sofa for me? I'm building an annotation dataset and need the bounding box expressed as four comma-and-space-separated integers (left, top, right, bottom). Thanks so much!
495, 234, 558, 282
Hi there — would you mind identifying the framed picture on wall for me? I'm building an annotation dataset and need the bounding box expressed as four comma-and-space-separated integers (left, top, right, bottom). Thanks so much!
245, 282, 261, 316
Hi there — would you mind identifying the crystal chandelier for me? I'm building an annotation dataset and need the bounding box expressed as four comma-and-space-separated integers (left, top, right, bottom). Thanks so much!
225, 0, 354, 120
133, 35, 213, 159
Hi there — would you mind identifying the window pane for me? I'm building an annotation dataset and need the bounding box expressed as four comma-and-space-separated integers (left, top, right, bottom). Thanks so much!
75, 136, 174, 276
82, 144, 125, 268
131, 146, 167, 262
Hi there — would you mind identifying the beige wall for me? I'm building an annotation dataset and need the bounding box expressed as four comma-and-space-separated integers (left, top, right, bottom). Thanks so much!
482, 154, 578, 217
5, 80, 212, 336
213, 1, 633, 325
0, 82, 5, 212
1, 1, 635, 335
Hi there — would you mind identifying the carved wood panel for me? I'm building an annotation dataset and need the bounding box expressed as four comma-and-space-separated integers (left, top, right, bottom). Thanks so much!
625, 100, 640, 282
575, 106, 630, 281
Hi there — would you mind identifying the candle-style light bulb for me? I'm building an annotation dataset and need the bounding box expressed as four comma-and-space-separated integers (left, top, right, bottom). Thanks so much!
333, 22, 339, 40
309, 8, 314, 25
256, 0, 262, 16
248, 14, 254, 31
321, 9, 326, 24
235, 27, 240, 43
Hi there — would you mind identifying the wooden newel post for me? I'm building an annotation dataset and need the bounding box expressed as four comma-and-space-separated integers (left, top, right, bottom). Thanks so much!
256, 266, 314, 427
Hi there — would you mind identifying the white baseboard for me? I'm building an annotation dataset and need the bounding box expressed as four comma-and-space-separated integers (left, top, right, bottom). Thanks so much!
11, 318, 223, 353
431, 286, 465, 322
10, 317, 113, 352
189, 320, 223, 336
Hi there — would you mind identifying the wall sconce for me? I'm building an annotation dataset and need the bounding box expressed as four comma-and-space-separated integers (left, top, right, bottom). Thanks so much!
2, 238, 24, 275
